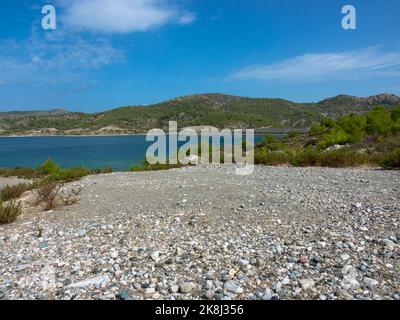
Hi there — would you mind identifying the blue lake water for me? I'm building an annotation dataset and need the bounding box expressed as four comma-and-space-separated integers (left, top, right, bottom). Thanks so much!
0, 135, 266, 171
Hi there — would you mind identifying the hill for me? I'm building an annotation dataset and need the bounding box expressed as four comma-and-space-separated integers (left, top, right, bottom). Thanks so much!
0, 93, 399, 135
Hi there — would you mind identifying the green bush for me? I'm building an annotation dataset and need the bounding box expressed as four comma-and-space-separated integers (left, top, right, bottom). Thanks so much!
338, 113, 367, 142
291, 148, 321, 167
319, 129, 351, 149
392, 119, 400, 133
380, 148, 400, 169
288, 130, 300, 138
320, 117, 337, 129
254, 148, 290, 165
0, 199, 22, 225
42, 158, 61, 175
54, 167, 90, 182
367, 106, 392, 136
310, 123, 327, 135
131, 161, 186, 172
318, 149, 370, 167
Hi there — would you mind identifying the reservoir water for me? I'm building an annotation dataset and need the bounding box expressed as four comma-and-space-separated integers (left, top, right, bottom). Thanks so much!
0, 135, 266, 171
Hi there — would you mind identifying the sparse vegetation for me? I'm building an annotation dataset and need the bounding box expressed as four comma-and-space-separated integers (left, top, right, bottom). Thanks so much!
36, 179, 63, 211
0, 199, 22, 225
380, 148, 400, 169
0, 183, 33, 202
131, 161, 188, 172
255, 107, 400, 168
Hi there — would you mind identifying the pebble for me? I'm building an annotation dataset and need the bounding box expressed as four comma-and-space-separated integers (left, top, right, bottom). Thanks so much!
224, 280, 244, 294
180, 282, 193, 294
0, 165, 398, 300
298, 279, 315, 291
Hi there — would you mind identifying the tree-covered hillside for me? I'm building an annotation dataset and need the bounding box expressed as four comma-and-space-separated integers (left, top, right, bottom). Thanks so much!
0, 93, 399, 135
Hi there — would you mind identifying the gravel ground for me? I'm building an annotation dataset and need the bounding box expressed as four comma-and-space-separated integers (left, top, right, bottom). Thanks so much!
0, 165, 399, 300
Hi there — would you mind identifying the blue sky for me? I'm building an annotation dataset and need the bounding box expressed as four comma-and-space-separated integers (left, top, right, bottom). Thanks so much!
0, 0, 399, 112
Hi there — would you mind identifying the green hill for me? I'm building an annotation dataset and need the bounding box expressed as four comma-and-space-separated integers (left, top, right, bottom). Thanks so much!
0, 93, 399, 135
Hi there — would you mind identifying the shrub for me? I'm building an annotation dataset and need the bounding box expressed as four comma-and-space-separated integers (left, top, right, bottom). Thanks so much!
380, 148, 400, 169
310, 123, 327, 135
0, 200, 22, 225
131, 161, 186, 172
254, 148, 290, 165
391, 106, 400, 121
392, 119, 400, 133
318, 149, 370, 167
320, 117, 337, 129
36, 179, 62, 211
0, 167, 42, 179
102, 166, 113, 174
319, 129, 351, 149
288, 130, 300, 138
338, 113, 367, 142
263, 134, 277, 144
42, 158, 61, 175
291, 148, 321, 167
0, 183, 33, 202
367, 106, 392, 136
54, 167, 89, 182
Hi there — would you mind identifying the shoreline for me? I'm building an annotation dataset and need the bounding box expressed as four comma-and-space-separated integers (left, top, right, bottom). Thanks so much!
0, 133, 272, 138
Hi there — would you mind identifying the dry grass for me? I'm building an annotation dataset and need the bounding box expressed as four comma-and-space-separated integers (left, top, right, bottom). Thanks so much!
36, 180, 63, 211
0, 200, 22, 225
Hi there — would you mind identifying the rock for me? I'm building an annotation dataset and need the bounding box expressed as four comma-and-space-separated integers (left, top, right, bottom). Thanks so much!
180, 282, 193, 294
205, 290, 215, 299
38, 242, 49, 249
239, 259, 250, 266
340, 253, 351, 261
224, 280, 243, 294
205, 280, 213, 290
256, 259, 266, 268
363, 277, 379, 289
382, 239, 398, 251
262, 290, 272, 300
78, 229, 87, 237
145, 287, 156, 296
341, 276, 360, 290
275, 245, 284, 255
150, 251, 160, 262
110, 251, 119, 259
15, 264, 29, 272
68, 275, 110, 288
298, 279, 315, 291
341, 265, 358, 277
169, 285, 179, 293
300, 256, 308, 264
118, 289, 130, 300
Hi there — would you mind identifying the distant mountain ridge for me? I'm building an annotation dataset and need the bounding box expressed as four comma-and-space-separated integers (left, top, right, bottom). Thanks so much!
0, 93, 399, 135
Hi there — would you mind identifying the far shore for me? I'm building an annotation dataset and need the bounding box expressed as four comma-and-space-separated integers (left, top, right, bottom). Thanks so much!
0, 132, 277, 138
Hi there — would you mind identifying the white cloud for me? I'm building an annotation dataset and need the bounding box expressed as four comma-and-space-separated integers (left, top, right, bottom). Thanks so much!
58, 0, 196, 33
0, 31, 124, 83
177, 11, 197, 25
232, 47, 400, 82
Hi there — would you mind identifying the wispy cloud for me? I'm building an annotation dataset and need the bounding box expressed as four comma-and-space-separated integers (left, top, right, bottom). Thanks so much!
0, 31, 124, 84
58, 0, 196, 33
231, 47, 400, 82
